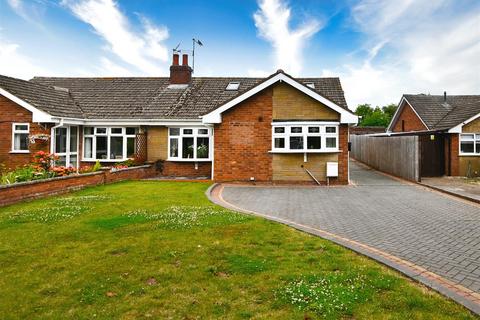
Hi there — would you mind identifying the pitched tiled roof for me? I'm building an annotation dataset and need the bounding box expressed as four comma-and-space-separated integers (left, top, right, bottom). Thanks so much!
403, 94, 480, 130
0, 75, 83, 118
28, 74, 350, 119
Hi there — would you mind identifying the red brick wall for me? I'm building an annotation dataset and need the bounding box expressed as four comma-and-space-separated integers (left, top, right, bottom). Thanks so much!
337, 124, 349, 184
161, 161, 211, 178
450, 133, 460, 176
0, 165, 156, 207
392, 102, 427, 132
214, 88, 273, 182
0, 95, 51, 170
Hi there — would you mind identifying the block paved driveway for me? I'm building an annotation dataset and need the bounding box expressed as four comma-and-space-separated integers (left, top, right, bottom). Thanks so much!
221, 161, 480, 294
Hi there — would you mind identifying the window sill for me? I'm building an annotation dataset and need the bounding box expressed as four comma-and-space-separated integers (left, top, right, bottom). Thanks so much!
81, 158, 130, 162
269, 150, 341, 154
459, 153, 480, 157
166, 158, 212, 162
9, 150, 30, 154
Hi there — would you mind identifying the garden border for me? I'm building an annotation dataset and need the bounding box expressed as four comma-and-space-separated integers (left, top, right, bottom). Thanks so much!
0, 165, 156, 207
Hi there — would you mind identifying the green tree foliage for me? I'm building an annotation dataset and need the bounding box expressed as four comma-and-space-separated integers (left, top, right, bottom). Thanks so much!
355, 103, 397, 127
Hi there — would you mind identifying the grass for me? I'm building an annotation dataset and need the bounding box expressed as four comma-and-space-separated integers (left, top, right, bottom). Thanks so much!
0, 181, 477, 319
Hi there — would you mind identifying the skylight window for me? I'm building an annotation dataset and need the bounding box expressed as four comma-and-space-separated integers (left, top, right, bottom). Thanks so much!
306, 82, 315, 89
226, 82, 240, 90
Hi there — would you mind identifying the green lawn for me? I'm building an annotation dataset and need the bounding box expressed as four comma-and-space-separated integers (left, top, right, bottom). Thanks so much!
0, 181, 476, 319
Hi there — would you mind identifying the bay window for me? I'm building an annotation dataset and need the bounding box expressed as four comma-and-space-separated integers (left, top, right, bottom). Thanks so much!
12, 123, 29, 152
53, 126, 78, 167
460, 133, 480, 155
272, 123, 339, 152
83, 127, 138, 161
168, 127, 211, 161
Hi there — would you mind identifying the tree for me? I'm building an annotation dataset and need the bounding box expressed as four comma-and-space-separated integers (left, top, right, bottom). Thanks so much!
355, 103, 397, 127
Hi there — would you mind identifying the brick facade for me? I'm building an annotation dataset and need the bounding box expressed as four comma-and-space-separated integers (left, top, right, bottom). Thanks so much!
392, 102, 427, 132
450, 134, 460, 176
214, 88, 273, 182
213, 84, 350, 184
161, 161, 211, 178
337, 124, 349, 184
0, 95, 51, 170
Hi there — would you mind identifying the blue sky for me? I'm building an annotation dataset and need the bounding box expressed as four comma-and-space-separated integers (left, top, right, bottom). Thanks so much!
1, 0, 479, 108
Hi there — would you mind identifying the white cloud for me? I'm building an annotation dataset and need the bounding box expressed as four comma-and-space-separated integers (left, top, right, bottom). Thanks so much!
62, 0, 169, 75
0, 38, 49, 79
253, 0, 322, 76
330, 0, 480, 109
6, 0, 48, 29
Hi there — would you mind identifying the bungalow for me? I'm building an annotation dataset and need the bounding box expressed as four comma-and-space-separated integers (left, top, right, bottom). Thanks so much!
387, 94, 480, 177
0, 53, 358, 184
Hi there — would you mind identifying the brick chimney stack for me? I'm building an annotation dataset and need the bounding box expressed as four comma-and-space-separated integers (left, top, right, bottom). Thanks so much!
170, 53, 192, 84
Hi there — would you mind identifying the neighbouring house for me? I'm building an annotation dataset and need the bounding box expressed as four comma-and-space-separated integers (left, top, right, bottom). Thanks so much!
0, 53, 358, 184
387, 93, 480, 177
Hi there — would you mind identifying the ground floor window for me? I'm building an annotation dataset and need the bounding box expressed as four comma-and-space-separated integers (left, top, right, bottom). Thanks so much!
168, 127, 211, 160
53, 126, 78, 167
12, 123, 29, 152
83, 127, 138, 161
460, 133, 480, 155
272, 123, 339, 152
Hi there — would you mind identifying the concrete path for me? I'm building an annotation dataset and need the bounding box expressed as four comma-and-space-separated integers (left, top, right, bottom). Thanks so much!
212, 161, 480, 314
421, 177, 480, 203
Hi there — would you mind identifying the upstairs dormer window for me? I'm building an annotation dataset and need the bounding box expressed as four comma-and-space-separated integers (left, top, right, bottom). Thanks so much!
226, 82, 240, 91
306, 82, 315, 89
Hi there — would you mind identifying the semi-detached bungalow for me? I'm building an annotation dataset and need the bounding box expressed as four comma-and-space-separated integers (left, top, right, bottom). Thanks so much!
0, 53, 358, 184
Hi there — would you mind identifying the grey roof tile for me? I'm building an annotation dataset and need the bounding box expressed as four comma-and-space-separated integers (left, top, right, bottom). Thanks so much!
404, 94, 480, 130
29, 74, 350, 119
0, 75, 83, 118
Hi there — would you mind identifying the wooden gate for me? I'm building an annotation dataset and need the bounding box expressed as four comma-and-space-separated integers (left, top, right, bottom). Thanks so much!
420, 134, 445, 177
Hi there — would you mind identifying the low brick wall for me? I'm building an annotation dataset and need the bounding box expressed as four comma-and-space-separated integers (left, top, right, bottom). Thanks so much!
0, 165, 156, 207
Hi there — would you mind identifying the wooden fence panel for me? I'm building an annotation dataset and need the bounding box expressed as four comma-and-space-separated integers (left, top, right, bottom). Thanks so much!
350, 135, 420, 181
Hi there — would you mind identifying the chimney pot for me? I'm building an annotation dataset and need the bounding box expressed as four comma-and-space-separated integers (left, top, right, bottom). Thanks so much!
170, 53, 192, 85
172, 53, 179, 66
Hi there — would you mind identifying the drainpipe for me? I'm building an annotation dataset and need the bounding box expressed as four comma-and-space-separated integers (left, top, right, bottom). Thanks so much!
51, 118, 64, 154
210, 126, 214, 181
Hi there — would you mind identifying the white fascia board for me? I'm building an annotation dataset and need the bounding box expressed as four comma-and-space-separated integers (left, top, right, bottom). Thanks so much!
0, 88, 54, 123
56, 117, 203, 126
202, 73, 358, 125
271, 121, 340, 126
386, 96, 406, 132
448, 112, 480, 133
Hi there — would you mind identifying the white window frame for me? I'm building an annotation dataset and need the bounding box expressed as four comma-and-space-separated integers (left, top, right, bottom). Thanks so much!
82, 126, 138, 162
271, 122, 340, 153
52, 126, 79, 168
459, 133, 480, 156
168, 127, 212, 161
11, 122, 30, 153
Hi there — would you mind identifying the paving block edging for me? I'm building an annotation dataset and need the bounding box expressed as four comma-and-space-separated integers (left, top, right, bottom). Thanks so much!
206, 183, 480, 316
